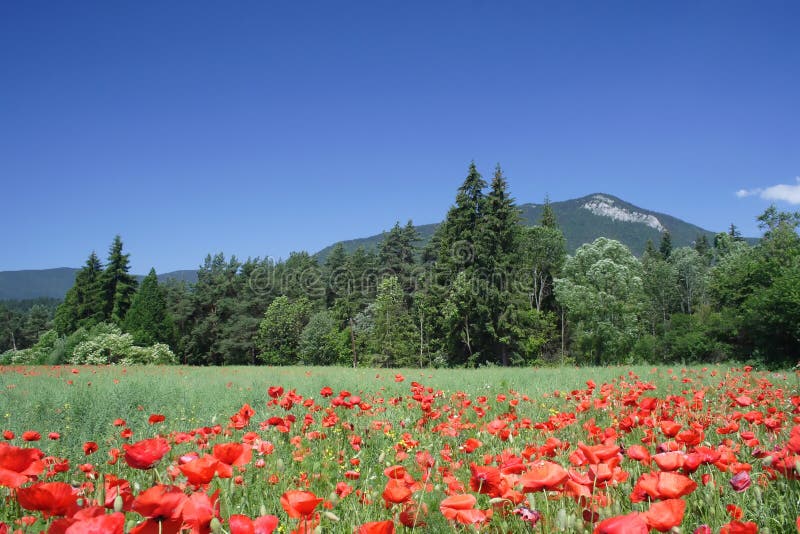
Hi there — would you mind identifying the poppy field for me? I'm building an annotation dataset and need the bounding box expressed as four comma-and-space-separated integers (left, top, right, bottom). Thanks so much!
0, 364, 798, 533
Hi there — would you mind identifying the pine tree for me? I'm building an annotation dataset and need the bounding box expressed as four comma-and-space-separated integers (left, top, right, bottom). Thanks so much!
123, 268, 174, 346
378, 220, 419, 301
659, 231, 673, 259
539, 195, 558, 228
323, 243, 349, 308
435, 163, 488, 364
54, 252, 106, 334
102, 236, 138, 324
478, 165, 525, 365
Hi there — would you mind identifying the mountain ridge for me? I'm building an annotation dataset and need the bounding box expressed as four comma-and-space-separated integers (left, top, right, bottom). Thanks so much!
1, 193, 753, 301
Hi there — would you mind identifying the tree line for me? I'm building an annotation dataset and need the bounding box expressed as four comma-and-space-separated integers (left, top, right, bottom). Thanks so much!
3, 164, 798, 368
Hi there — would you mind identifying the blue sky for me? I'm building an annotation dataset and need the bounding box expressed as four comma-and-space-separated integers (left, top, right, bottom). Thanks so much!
1, 1, 797, 273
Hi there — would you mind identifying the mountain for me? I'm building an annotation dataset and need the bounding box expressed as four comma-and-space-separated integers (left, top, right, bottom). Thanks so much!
315, 193, 748, 260
1, 193, 753, 300
0, 268, 198, 301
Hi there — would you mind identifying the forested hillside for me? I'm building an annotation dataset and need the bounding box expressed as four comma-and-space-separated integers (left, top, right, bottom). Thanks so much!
3, 164, 797, 368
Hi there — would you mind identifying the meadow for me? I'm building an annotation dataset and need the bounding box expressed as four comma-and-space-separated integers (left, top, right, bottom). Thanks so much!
0, 364, 798, 533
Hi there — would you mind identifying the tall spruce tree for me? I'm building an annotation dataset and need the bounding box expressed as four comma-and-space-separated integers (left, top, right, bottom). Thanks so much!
659, 231, 673, 259
478, 165, 524, 365
102, 236, 138, 324
123, 268, 174, 346
54, 252, 106, 334
378, 220, 420, 301
539, 195, 558, 229
436, 163, 488, 364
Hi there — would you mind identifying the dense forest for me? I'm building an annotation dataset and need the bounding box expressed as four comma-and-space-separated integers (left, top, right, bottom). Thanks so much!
3, 164, 799, 368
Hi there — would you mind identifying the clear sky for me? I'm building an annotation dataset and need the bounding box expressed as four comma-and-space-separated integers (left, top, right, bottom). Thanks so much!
1, 1, 797, 273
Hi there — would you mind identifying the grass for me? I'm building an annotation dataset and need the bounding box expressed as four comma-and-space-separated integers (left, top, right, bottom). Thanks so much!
1, 363, 797, 532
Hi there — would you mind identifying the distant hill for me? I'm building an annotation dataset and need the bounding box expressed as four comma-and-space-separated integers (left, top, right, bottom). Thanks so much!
2, 193, 755, 300
316, 193, 753, 261
0, 268, 198, 301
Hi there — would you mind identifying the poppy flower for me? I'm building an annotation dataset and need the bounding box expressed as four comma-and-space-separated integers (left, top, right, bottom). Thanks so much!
103, 474, 133, 511
593, 512, 649, 534
230, 514, 279, 534
382, 479, 412, 505
630, 471, 697, 502
179, 455, 222, 486
22, 431, 41, 442
357, 520, 395, 534
123, 437, 170, 470
730, 471, 751, 492
398, 502, 427, 528
148, 414, 165, 425
469, 463, 503, 496
63, 511, 125, 534
16, 481, 79, 517
181, 491, 220, 534
132, 484, 187, 520
440, 494, 490, 525
280, 490, 322, 519
642, 499, 686, 532
213, 442, 252, 466
719, 521, 758, 534
520, 461, 569, 492
0, 442, 44, 488
83, 442, 99, 455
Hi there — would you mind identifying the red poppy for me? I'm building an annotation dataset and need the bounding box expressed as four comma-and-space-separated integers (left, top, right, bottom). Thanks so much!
520, 461, 569, 492
0, 442, 44, 488
719, 521, 758, 534
280, 490, 322, 519
63, 511, 125, 534
382, 479, 412, 505
22, 431, 41, 442
230, 514, 279, 534
83, 442, 99, 455
357, 520, 395, 534
642, 499, 686, 532
179, 455, 223, 486
16, 481, 79, 517
123, 437, 170, 470
593, 512, 649, 534
630, 471, 697, 502
103, 474, 133, 511
213, 442, 252, 466
440, 494, 490, 525
148, 414, 165, 425
132, 484, 187, 520
469, 463, 503, 496
181, 491, 220, 534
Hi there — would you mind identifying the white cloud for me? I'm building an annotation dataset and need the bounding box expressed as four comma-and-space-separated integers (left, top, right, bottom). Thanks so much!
735, 188, 760, 198
736, 177, 800, 205
761, 177, 800, 204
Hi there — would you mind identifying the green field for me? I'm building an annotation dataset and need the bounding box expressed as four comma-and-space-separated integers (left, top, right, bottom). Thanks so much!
1, 364, 798, 532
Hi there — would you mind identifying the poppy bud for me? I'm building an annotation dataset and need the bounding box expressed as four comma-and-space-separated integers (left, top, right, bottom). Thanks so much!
210, 517, 222, 533
276, 459, 285, 472
113, 494, 124, 513
762, 455, 773, 467
556, 508, 567, 530
378, 452, 385, 464
323, 511, 340, 521
126, 520, 137, 532
260, 504, 267, 516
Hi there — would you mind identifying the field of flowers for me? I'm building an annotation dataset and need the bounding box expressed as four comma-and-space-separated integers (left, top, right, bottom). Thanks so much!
0, 364, 798, 533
